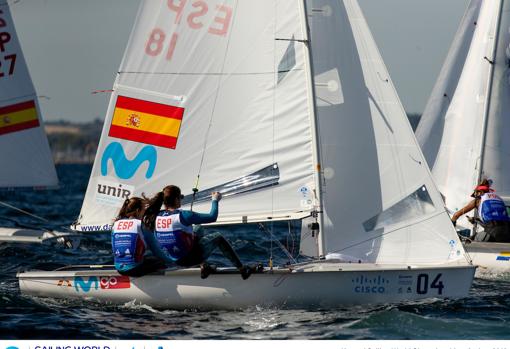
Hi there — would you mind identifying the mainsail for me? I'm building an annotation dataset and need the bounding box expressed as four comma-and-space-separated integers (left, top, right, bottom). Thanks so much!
75, 0, 467, 267
0, 2, 57, 188
416, 0, 505, 218
76, 1, 318, 231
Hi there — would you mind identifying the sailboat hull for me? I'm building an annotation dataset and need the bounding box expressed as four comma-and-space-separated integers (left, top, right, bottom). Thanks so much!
18, 262, 476, 309
465, 242, 510, 278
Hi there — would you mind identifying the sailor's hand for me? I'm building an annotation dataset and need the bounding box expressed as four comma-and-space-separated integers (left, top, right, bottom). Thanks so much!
212, 192, 222, 201
451, 219, 457, 227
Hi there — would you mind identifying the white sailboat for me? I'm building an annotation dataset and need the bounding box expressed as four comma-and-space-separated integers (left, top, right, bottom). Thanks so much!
416, 0, 510, 276
19, 0, 475, 309
0, 2, 77, 246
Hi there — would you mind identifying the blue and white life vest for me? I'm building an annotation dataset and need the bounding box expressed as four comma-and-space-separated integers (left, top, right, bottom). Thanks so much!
155, 210, 194, 261
478, 193, 510, 223
111, 218, 145, 270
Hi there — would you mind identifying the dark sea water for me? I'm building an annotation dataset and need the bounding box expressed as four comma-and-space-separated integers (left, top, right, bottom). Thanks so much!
1, 164, 510, 340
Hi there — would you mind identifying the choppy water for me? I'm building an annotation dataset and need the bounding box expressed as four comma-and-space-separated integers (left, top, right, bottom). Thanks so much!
1, 164, 510, 340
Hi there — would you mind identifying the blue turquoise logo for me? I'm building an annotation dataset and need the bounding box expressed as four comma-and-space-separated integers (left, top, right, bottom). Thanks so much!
7, 346, 19, 349
101, 142, 157, 179
74, 276, 99, 292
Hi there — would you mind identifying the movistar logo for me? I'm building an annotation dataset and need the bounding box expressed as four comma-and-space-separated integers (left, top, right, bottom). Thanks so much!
74, 276, 99, 292
6, 346, 19, 349
101, 141, 157, 179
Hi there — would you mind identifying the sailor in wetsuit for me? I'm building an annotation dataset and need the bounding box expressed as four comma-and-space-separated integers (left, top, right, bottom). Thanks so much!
142, 185, 252, 280
111, 197, 165, 277
451, 180, 510, 242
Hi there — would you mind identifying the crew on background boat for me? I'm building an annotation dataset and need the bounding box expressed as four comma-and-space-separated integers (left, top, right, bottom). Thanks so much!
451, 179, 510, 242
142, 185, 253, 280
112, 197, 166, 277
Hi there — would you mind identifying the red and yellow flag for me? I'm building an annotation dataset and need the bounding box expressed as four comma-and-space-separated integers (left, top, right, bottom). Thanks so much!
108, 96, 185, 149
0, 100, 39, 135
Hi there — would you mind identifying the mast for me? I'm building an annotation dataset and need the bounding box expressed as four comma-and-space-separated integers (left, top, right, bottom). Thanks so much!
299, 0, 325, 257
477, 0, 504, 183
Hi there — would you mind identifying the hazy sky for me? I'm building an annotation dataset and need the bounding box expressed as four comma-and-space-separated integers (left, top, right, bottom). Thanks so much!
10, 0, 469, 122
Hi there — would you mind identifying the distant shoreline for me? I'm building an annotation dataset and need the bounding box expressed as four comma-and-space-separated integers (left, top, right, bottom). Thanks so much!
45, 113, 421, 165
45, 119, 102, 165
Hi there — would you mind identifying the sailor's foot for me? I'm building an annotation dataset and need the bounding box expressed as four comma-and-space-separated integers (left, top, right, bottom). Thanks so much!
200, 263, 216, 279
240, 265, 253, 280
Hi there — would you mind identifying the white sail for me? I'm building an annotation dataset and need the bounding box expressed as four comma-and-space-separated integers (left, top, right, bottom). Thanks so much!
481, 0, 510, 201
416, 0, 501, 221
75, 1, 318, 231
0, 3, 57, 188
306, 0, 466, 265
416, 0, 483, 168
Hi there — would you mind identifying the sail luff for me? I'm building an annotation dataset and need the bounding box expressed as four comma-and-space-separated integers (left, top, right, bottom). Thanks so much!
477, 0, 504, 184
299, 0, 325, 257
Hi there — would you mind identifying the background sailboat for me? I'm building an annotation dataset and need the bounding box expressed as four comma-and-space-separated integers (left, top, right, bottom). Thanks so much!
19, 0, 474, 308
416, 0, 510, 275
0, 2, 77, 245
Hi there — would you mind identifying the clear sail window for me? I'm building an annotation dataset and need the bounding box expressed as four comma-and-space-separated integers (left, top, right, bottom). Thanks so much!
363, 185, 436, 232
182, 163, 280, 205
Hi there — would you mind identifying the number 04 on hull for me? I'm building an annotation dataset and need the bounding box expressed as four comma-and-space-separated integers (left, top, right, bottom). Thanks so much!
18, 263, 475, 310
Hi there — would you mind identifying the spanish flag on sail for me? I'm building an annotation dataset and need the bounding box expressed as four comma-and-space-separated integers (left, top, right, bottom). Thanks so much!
0, 101, 39, 136
109, 96, 184, 149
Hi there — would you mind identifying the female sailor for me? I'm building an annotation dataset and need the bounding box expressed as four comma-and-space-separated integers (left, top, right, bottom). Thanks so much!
111, 197, 166, 277
142, 185, 252, 280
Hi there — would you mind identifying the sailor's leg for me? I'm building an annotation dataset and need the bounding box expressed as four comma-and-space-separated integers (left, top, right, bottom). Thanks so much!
197, 232, 243, 268
491, 222, 510, 242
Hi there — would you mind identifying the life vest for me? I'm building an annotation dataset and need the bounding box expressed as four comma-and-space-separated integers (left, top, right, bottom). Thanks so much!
154, 210, 194, 261
111, 218, 146, 270
478, 193, 510, 223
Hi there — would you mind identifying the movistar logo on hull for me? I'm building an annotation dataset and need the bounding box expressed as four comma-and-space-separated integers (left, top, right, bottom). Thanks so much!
74, 276, 99, 292
101, 141, 157, 179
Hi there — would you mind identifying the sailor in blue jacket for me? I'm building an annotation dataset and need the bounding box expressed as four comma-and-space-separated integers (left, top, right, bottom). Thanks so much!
142, 185, 252, 280
111, 197, 165, 277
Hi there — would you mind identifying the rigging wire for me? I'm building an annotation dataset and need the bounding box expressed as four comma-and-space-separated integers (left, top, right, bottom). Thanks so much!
327, 211, 472, 265
0, 200, 74, 233
258, 223, 297, 265
190, 0, 239, 210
